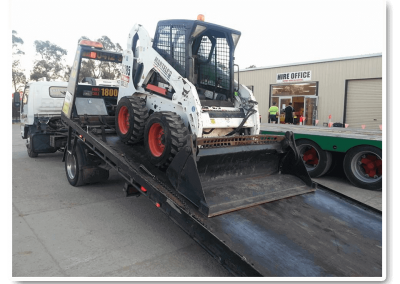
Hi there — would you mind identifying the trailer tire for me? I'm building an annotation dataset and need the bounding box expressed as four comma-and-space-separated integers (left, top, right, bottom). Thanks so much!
26, 136, 38, 158
115, 96, 149, 144
296, 139, 332, 178
144, 112, 188, 168
343, 146, 382, 190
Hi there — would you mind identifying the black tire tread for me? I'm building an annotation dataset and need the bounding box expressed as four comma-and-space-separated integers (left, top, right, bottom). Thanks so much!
116, 96, 149, 144
145, 111, 188, 169
27, 135, 38, 158
163, 112, 188, 168
127, 96, 149, 144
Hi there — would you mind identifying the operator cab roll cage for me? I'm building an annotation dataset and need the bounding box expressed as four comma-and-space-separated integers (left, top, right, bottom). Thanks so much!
148, 20, 241, 104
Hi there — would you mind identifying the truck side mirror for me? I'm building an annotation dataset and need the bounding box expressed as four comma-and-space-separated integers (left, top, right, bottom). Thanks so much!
14, 92, 21, 108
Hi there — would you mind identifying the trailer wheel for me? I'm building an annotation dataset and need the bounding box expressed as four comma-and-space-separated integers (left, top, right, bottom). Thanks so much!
115, 96, 149, 144
26, 136, 38, 158
296, 139, 332, 178
144, 112, 188, 168
343, 146, 382, 190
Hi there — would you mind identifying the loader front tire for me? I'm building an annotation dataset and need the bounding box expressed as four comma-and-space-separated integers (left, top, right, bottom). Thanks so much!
144, 112, 188, 168
115, 96, 149, 144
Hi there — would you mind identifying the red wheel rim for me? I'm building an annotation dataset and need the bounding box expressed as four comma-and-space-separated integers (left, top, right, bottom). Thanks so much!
148, 123, 165, 157
360, 154, 382, 178
118, 106, 129, 134
302, 147, 319, 166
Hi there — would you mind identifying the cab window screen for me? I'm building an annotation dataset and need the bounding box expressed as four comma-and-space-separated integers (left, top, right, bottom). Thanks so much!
49, 87, 67, 98
153, 25, 186, 77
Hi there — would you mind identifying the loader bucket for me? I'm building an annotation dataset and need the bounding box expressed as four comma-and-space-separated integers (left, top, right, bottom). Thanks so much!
167, 132, 316, 217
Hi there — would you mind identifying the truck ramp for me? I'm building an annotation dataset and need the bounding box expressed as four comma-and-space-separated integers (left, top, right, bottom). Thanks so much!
209, 189, 382, 276
99, 133, 382, 277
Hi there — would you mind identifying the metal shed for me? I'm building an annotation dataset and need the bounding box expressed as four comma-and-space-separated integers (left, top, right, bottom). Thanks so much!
235, 53, 382, 130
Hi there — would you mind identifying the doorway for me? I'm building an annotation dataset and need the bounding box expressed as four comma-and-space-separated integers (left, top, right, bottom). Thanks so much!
272, 96, 318, 125
270, 82, 318, 125
278, 97, 292, 124
304, 96, 318, 126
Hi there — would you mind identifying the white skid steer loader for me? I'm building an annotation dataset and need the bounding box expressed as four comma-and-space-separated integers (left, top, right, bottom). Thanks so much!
115, 17, 316, 217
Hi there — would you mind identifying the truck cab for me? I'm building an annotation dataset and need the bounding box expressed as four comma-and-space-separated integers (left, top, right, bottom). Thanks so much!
20, 79, 119, 158
20, 81, 68, 157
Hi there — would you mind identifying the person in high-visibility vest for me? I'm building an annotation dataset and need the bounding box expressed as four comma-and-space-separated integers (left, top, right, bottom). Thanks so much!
269, 102, 279, 124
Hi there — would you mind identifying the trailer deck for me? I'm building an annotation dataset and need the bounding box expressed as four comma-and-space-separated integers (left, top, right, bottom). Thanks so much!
63, 119, 382, 277
260, 123, 382, 140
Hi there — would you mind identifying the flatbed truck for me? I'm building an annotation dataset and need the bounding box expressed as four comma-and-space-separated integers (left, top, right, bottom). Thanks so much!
261, 123, 382, 190
43, 37, 384, 277
60, 114, 383, 277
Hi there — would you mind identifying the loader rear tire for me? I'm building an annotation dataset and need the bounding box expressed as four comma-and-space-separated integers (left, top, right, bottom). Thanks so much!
115, 96, 149, 144
296, 139, 332, 178
144, 112, 188, 168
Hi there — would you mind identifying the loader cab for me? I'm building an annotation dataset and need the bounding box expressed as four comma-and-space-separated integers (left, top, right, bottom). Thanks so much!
152, 19, 241, 104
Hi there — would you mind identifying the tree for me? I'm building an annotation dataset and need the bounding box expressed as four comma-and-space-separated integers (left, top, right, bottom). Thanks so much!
30, 40, 69, 81
12, 30, 26, 92
77, 35, 122, 82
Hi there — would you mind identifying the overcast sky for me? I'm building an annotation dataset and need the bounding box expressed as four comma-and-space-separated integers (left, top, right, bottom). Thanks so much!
11, 0, 384, 79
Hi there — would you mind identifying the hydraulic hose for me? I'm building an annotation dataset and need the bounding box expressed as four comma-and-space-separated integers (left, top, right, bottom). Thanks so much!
225, 107, 257, 136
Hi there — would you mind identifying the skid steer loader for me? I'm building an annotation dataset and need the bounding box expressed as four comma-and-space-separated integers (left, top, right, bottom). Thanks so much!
116, 16, 316, 217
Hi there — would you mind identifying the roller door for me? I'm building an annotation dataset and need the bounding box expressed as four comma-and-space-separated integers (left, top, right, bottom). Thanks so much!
345, 79, 382, 130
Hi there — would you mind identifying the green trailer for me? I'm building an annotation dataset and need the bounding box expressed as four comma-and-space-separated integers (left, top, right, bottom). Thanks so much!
260, 123, 382, 190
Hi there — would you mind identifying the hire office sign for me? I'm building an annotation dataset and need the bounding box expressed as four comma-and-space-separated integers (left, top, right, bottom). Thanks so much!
276, 70, 312, 83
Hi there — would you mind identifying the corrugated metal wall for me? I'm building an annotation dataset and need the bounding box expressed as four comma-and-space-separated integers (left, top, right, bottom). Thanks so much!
235, 56, 382, 125
345, 79, 382, 129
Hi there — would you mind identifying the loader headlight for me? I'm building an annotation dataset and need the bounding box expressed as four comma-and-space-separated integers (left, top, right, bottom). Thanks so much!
232, 33, 240, 47
192, 25, 207, 38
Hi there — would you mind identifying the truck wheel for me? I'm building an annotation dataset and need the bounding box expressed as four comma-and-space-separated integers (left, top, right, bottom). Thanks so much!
296, 139, 332, 178
115, 96, 149, 144
65, 141, 110, 186
144, 112, 188, 168
343, 146, 382, 190
65, 140, 86, 186
26, 136, 38, 158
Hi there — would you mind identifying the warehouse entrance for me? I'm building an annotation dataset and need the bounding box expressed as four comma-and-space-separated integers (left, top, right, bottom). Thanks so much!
270, 82, 318, 125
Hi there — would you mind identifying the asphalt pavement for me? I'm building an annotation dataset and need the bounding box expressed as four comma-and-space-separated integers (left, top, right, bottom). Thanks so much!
12, 123, 230, 277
